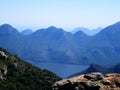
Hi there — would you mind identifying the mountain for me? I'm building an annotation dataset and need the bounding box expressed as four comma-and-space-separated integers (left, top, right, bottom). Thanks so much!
88, 22, 120, 64
69, 63, 120, 77
1, 22, 120, 77
72, 27, 102, 36
72, 27, 89, 34
23, 26, 78, 64
0, 24, 19, 35
0, 48, 61, 90
21, 29, 33, 35
80, 64, 108, 74
95, 22, 120, 46
0, 24, 23, 53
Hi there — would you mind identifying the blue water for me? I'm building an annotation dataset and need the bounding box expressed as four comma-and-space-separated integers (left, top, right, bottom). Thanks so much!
30, 62, 89, 78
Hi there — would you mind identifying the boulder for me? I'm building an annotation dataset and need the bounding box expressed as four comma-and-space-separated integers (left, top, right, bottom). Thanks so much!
0, 51, 8, 59
80, 81, 100, 90
0, 65, 7, 79
84, 72, 104, 80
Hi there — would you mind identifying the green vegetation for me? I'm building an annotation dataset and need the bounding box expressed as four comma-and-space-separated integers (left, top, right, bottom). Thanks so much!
0, 48, 61, 90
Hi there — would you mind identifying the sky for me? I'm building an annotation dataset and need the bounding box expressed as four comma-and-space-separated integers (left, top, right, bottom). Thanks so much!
0, 0, 120, 31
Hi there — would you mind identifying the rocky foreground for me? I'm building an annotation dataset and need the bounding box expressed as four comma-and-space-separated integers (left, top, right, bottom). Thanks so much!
52, 72, 120, 90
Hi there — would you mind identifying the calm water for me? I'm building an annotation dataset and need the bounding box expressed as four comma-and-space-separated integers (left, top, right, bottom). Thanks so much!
30, 62, 89, 78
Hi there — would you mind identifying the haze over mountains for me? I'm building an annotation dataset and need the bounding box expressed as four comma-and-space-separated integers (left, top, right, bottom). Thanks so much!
0, 22, 120, 77
21, 29, 33, 35
71, 27, 102, 36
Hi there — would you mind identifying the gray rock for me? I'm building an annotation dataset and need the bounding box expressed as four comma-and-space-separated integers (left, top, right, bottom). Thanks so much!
53, 73, 120, 90
101, 79, 111, 85
84, 72, 104, 81
52, 80, 76, 90
115, 78, 120, 87
80, 81, 100, 90
0, 51, 8, 59
0, 65, 7, 79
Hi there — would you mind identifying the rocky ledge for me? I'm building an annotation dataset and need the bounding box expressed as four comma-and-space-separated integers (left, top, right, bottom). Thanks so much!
52, 72, 120, 90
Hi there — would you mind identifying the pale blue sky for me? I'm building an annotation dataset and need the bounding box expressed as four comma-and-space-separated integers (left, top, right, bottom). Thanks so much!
0, 0, 120, 31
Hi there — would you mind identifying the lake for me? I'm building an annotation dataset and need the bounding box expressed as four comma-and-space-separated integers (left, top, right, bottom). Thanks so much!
30, 62, 89, 78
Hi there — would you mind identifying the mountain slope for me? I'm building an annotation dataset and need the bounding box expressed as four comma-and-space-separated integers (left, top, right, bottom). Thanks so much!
0, 48, 61, 90
72, 27, 102, 35
70, 63, 120, 77
88, 22, 120, 64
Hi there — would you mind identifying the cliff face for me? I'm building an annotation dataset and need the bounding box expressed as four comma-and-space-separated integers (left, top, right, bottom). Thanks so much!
53, 72, 120, 90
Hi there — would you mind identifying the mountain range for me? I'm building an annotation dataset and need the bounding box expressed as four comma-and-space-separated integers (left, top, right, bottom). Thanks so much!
72, 27, 102, 36
0, 22, 120, 67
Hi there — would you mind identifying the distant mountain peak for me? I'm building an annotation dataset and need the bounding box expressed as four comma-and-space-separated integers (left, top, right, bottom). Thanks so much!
0, 24, 14, 29
0, 24, 19, 34
72, 27, 102, 36
47, 26, 58, 30
21, 29, 33, 35
74, 30, 87, 36
72, 27, 89, 34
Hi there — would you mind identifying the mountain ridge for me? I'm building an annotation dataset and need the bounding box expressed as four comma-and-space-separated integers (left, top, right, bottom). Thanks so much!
0, 22, 120, 77
0, 24, 19, 35
69, 63, 120, 78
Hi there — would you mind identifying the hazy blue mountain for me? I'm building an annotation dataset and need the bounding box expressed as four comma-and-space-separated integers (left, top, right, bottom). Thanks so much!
21, 29, 33, 35
24, 26, 78, 64
72, 27, 102, 36
88, 22, 120, 64
0, 22, 120, 76
0, 24, 23, 54
72, 27, 89, 34
73, 30, 90, 44
0, 24, 19, 36
96, 22, 120, 46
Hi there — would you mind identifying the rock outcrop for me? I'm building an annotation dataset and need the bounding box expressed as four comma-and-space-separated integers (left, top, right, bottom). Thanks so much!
0, 65, 7, 79
0, 51, 8, 59
53, 72, 120, 90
